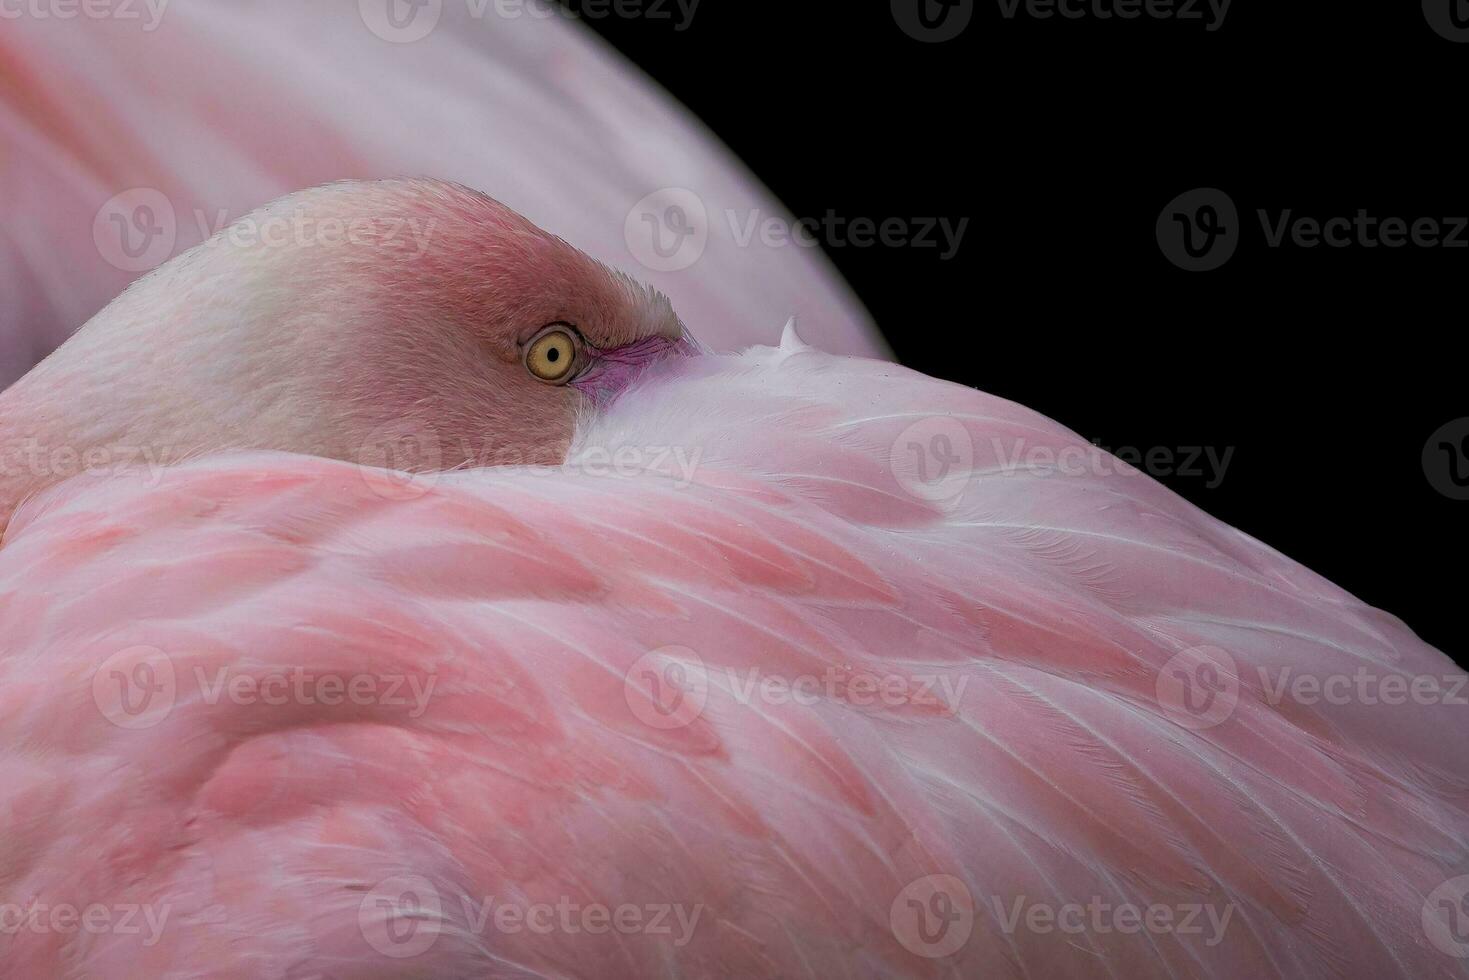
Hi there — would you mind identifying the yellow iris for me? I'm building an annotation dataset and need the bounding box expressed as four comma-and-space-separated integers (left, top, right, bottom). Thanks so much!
524, 328, 578, 383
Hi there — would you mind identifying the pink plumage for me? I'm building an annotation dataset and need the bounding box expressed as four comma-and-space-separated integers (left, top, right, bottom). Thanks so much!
0, 0, 884, 387
2, 334, 1466, 977
0, 10, 1462, 971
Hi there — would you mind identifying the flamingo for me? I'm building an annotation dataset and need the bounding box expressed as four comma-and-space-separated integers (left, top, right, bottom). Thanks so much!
2, 4, 1467, 978
0, 176, 1466, 978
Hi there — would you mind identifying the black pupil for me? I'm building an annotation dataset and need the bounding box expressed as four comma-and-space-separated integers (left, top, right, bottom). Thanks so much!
547, 347, 561, 363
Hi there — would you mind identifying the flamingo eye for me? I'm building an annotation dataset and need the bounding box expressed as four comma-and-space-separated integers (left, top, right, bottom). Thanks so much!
523, 325, 580, 384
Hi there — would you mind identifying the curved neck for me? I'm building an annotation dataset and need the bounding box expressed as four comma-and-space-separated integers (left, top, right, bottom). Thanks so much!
0, 366, 82, 529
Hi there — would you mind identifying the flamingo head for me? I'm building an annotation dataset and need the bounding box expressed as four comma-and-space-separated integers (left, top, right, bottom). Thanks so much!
0, 178, 691, 517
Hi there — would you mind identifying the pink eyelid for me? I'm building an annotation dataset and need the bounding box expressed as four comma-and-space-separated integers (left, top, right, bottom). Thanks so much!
572, 334, 694, 404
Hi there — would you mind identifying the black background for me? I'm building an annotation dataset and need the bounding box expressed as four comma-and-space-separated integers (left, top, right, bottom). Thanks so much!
570, 0, 1463, 661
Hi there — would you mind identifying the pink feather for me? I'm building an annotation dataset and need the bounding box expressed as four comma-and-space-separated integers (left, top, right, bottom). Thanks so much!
2, 340, 1464, 977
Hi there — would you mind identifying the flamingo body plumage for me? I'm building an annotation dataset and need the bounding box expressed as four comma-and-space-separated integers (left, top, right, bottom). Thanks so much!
1, 331, 1465, 977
